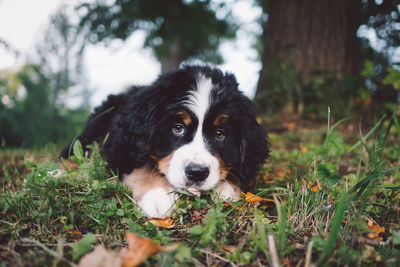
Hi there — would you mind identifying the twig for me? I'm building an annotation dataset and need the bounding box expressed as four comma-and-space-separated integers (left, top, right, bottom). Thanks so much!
191, 257, 206, 267
198, 248, 237, 267
267, 235, 280, 267
20, 238, 77, 267
305, 240, 313, 267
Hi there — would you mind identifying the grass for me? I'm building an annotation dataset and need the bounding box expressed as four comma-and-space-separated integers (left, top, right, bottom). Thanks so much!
1, 112, 400, 266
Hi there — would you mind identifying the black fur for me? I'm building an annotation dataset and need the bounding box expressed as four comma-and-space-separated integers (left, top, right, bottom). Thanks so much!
61, 65, 270, 183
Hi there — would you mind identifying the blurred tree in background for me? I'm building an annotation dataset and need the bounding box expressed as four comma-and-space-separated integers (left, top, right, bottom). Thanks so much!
76, 0, 237, 72
0, 6, 89, 147
0, 64, 88, 147
254, 0, 400, 117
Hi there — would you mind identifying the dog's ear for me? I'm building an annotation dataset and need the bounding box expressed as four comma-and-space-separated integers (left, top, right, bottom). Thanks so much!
105, 87, 159, 175
239, 97, 270, 181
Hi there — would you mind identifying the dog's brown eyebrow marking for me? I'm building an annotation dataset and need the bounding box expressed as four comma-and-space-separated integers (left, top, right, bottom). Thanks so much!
213, 114, 229, 127
177, 110, 192, 126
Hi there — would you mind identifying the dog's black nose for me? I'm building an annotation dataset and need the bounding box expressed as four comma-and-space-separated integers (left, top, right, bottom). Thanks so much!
185, 164, 210, 182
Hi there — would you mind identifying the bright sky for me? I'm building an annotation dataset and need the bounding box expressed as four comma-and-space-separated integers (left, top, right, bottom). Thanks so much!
0, 0, 262, 108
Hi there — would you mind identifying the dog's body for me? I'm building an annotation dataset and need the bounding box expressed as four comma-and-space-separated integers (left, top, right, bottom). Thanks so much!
61, 65, 269, 218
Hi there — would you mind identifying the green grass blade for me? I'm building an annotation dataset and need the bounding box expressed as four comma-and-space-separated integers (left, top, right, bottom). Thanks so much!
392, 114, 400, 140
322, 188, 347, 259
274, 196, 287, 256
349, 115, 386, 152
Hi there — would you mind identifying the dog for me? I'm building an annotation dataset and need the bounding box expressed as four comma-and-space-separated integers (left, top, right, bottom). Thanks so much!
61, 65, 269, 218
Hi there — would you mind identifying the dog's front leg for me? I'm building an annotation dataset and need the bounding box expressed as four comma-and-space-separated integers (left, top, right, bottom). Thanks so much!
215, 177, 241, 201
123, 164, 177, 218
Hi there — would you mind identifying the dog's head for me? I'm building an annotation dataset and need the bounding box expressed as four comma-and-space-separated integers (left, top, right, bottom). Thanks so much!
110, 65, 269, 191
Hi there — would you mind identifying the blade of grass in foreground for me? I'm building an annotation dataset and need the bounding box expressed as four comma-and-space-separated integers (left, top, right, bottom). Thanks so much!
322, 188, 347, 261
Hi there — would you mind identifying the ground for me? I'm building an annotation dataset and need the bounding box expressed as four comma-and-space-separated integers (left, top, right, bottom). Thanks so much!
1, 112, 399, 266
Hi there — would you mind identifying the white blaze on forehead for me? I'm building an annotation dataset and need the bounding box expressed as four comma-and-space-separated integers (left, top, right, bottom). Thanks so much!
184, 74, 213, 124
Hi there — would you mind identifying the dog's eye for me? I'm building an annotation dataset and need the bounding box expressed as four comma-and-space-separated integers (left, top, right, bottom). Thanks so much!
215, 129, 225, 141
172, 123, 186, 136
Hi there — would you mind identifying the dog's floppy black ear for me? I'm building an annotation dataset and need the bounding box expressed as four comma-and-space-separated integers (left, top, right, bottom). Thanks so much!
104, 88, 159, 175
239, 97, 270, 181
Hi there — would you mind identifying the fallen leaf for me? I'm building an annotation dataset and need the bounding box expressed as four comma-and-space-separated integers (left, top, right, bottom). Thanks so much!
149, 217, 175, 229
66, 229, 82, 240
191, 209, 206, 225
241, 192, 274, 204
300, 145, 308, 153
311, 184, 320, 193
79, 245, 121, 267
223, 201, 233, 207
122, 232, 161, 267
221, 244, 238, 253
366, 218, 385, 241
78, 233, 176, 267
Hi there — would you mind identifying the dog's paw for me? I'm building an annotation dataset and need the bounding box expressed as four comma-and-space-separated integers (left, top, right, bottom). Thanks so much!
138, 187, 177, 218
215, 180, 241, 201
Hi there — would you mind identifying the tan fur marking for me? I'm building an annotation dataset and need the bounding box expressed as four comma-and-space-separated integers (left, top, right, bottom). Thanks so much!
123, 163, 174, 201
177, 110, 192, 126
213, 114, 229, 127
215, 153, 232, 179
156, 154, 173, 175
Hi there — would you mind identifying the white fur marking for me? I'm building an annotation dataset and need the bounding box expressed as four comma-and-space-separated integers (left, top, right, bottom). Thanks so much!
138, 187, 177, 218
215, 181, 241, 200
184, 74, 213, 123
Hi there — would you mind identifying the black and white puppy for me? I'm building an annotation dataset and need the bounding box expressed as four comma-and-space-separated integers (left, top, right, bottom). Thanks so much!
61, 65, 269, 218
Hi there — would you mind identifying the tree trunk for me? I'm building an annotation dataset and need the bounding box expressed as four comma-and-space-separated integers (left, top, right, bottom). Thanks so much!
255, 0, 361, 114
159, 38, 186, 73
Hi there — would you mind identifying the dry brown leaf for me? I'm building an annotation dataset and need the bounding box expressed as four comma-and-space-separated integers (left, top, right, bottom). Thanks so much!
148, 217, 175, 229
221, 244, 239, 254
79, 245, 122, 267
122, 232, 161, 267
78, 233, 165, 267
366, 218, 385, 241
241, 192, 274, 204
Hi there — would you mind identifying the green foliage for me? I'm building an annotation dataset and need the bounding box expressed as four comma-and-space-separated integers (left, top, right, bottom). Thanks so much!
383, 67, 400, 90
72, 233, 96, 260
0, 65, 89, 147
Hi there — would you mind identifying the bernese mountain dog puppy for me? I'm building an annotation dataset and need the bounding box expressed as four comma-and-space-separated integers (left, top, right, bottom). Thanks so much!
61, 65, 269, 218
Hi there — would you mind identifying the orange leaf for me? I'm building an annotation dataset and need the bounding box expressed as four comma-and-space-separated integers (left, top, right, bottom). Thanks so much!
241, 192, 274, 203
366, 218, 385, 241
311, 184, 320, 193
300, 145, 308, 153
149, 217, 175, 229
66, 229, 82, 240
122, 233, 161, 267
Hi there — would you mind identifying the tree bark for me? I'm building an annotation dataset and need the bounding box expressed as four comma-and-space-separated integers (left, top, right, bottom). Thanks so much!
255, 0, 361, 114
